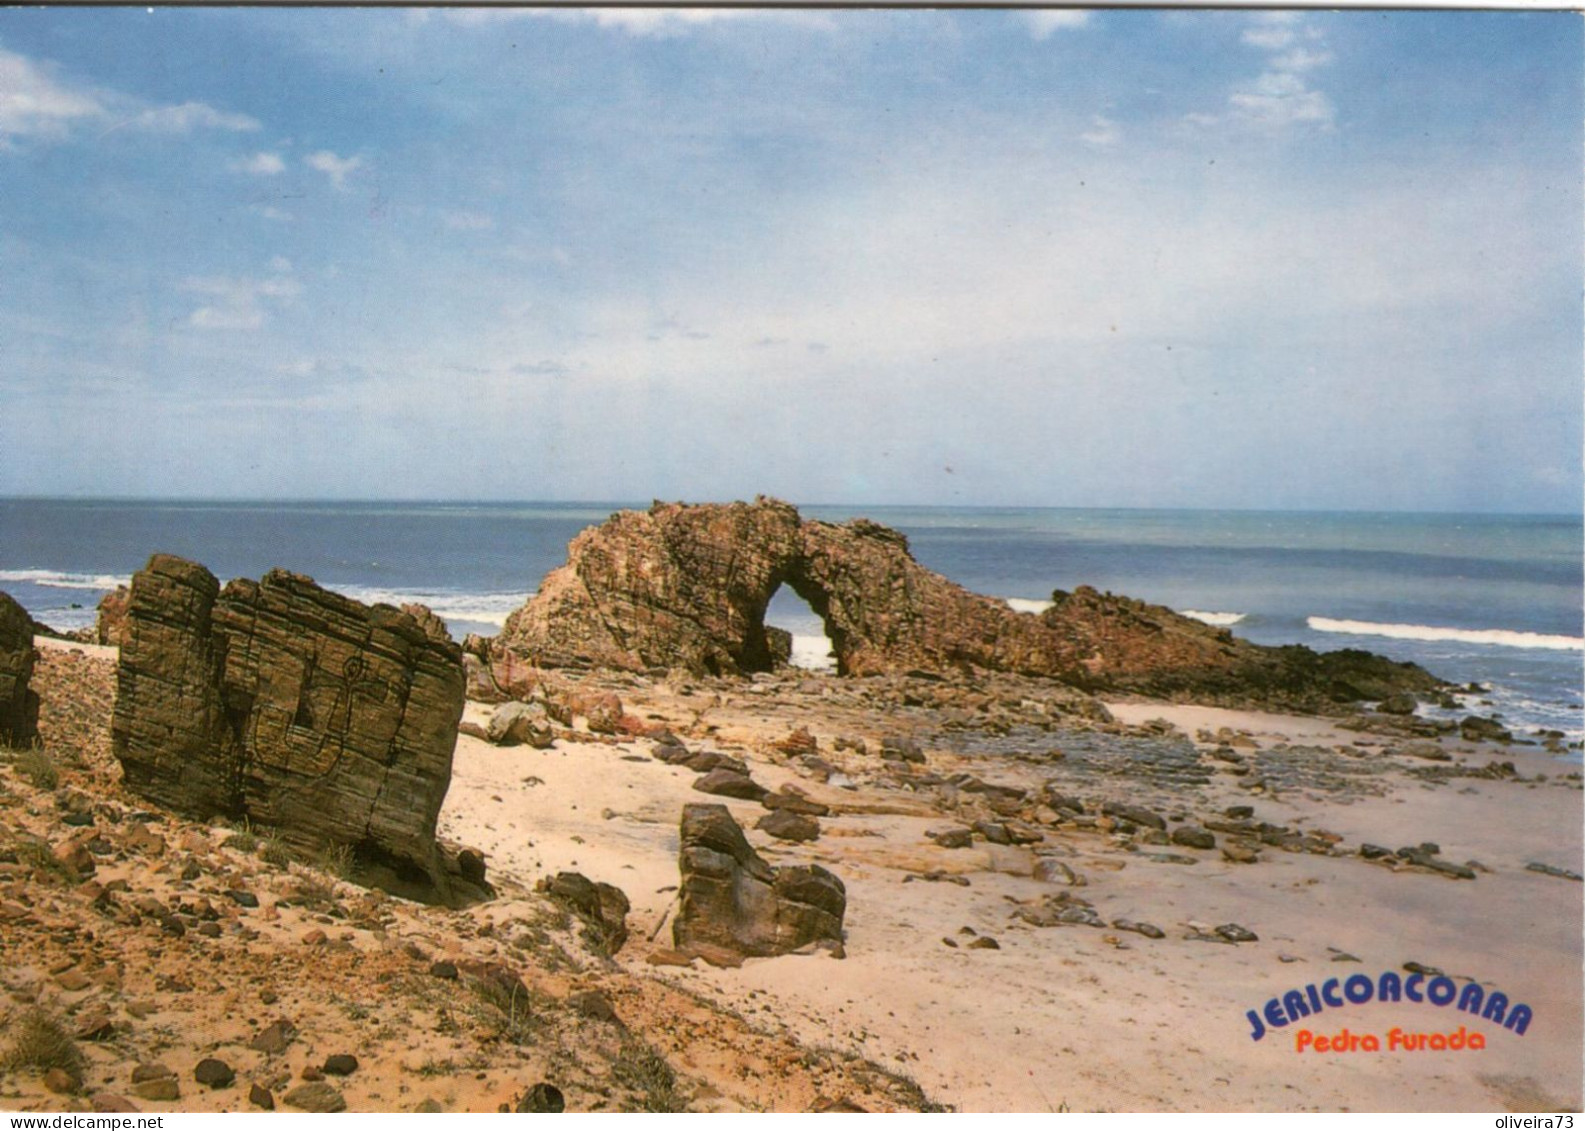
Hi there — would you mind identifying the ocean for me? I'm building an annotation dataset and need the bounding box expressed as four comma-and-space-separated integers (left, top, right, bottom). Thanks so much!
2, 499, 1579, 747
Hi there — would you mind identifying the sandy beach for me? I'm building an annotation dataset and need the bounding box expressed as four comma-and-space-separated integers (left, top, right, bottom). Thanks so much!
0, 637, 1579, 1113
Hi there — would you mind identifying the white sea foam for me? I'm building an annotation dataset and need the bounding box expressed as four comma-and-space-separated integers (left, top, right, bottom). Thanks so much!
324, 586, 530, 629
1005, 597, 1054, 615
790, 633, 837, 673
1308, 616, 1584, 652
1180, 610, 1247, 627
0, 568, 131, 591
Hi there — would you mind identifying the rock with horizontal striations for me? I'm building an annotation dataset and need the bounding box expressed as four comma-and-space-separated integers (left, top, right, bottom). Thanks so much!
673, 803, 845, 959
110, 555, 466, 903
0, 592, 39, 748
488, 498, 1441, 710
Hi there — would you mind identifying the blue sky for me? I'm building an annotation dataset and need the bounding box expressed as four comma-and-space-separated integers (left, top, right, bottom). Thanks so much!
1, 7, 1579, 511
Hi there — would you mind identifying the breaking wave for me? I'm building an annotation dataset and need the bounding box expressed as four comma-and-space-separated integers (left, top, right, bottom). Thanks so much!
1307, 616, 1584, 652
0, 568, 131, 591
322, 586, 529, 629
1005, 597, 1055, 615
1180, 610, 1247, 627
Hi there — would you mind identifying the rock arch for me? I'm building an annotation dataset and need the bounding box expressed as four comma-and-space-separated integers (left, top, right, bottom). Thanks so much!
490, 498, 1441, 710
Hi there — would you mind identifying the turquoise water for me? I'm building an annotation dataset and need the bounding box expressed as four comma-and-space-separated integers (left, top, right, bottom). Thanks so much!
2, 499, 1578, 741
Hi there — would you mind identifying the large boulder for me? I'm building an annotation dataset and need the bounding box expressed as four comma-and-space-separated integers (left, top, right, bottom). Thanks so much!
0, 592, 39, 748
110, 555, 465, 901
673, 803, 845, 959
490, 499, 1441, 712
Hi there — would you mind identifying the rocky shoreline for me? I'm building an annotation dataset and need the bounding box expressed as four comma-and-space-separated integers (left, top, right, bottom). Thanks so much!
0, 503, 1578, 1112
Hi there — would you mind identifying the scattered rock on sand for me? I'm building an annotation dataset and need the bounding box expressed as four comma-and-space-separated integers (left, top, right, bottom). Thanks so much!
673, 803, 846, 960
193, 1058, 235, 1089
692, 767, 770, 801
756, 810, 821, 843
284, 1081, 347, 1113
516, 1083, 566, 1113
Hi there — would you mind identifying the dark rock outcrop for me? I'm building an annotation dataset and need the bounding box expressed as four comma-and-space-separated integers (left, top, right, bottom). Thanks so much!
490, 499, 1440, 712
540, 871, 630, 954
0, 591, 40, 747
96, 585, 132, 648
110, 555, 466, 902
673, 803, 845, 959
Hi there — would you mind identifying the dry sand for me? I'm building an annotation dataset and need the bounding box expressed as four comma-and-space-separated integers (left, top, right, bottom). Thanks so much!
444, 680, 1583, 1113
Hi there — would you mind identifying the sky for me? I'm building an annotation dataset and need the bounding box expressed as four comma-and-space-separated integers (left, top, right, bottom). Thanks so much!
0, 7, 1580, 512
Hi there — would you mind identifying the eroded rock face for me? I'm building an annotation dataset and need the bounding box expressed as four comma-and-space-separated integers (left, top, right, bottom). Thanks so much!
491, 499, 1439, 711
0, 591, 40, 747
673, 803, 845, 959
111, 555, 465, 900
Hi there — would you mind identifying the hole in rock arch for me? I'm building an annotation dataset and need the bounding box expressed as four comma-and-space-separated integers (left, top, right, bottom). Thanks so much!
763, 585, 836, 674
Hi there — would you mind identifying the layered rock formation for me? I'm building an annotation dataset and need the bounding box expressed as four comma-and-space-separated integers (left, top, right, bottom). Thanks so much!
490, 499, 1438, 712
0, 591, 40, 747
111, 555, 467, 901
673, 803, 846, 959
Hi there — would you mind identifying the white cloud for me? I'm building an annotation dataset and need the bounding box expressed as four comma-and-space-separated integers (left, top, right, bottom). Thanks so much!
184, 264, 300, 332
1196, 14, 1336, 133
1079, 115, 1121, 147
1240, 26, 1296, 51
1271, 47, 1333, 73
1022, 10, 1093, 40
306, 150, 362, 192
445, 7, 833, 36
0, 46, 106, 140
251, 204, 294, 222
0, 45, 259, 148
1229, 70, 1334, 129
131, 101, 259, 134
230, 150, 285, 175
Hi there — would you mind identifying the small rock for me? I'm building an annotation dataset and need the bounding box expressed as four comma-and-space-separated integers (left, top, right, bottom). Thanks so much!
430, 960, 459, 980
1215, 923, 1259, 943
90, 1093, 141, 1114
568, 990, 619, 1024
322, 1054, 358, 1077
1526, 861, 1584, 881
284, 1082, 347, 1113
249, 1019, 297, 1055
133, 1078, 179, 1102
249, 1084, 275, 1110
691, 768, 769, 801
412, 1099, 444, 1113
1170, 826, 1216, 850
44, 1067, 80, 1095
131, 1064, 175, 1084
756, 810, 820, 843
1221, 842, 1260, 865
929, 827, 974, 849
193, 1058, 235, 1089
225, 889, 259, 909
516, 1083, 565, 1113
300, 1066, 325, 1082
966, 936, 1001, 950
1112, 918, 1165, 940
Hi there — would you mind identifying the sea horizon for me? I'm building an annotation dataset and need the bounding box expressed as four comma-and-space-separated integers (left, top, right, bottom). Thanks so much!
2, 494, 1579, 522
